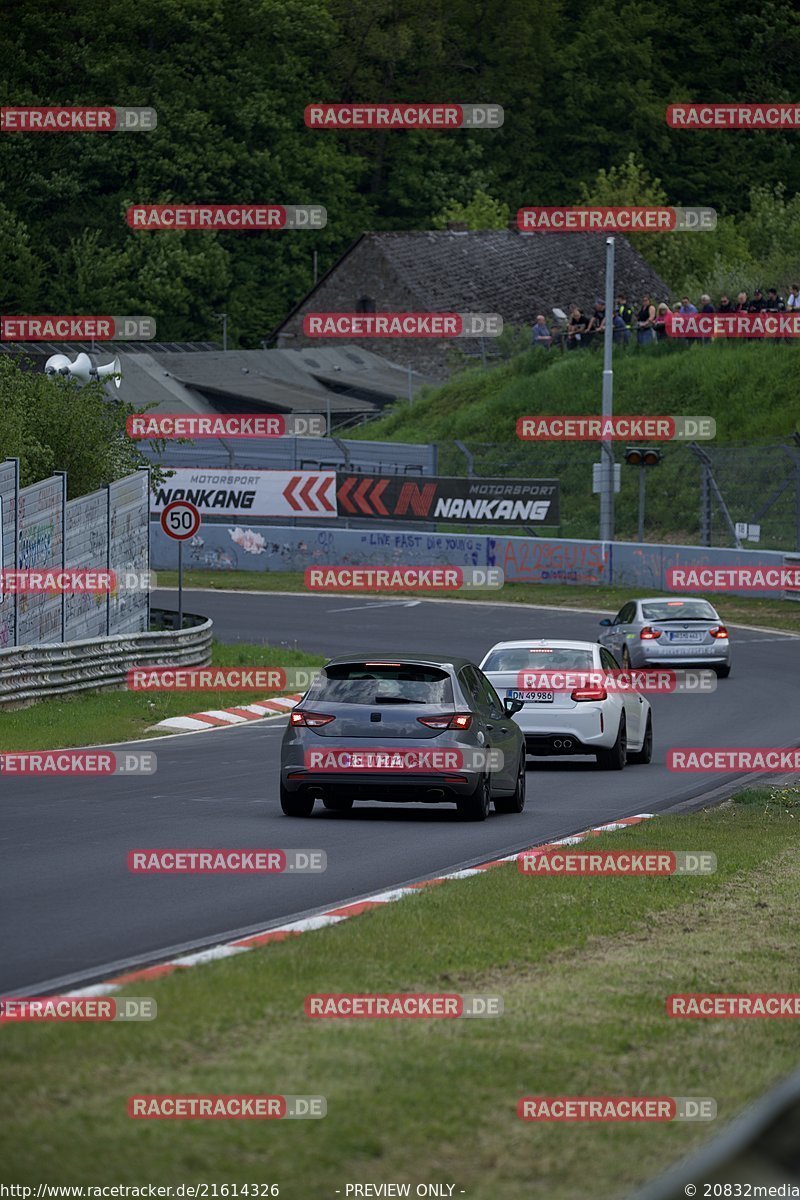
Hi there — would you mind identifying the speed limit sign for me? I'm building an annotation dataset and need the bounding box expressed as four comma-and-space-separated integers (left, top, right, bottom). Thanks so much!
160, 500, 201, 541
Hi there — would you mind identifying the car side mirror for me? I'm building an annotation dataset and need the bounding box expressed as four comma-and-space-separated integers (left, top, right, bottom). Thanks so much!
504, 697, 525, 716
598, 617, 613, 626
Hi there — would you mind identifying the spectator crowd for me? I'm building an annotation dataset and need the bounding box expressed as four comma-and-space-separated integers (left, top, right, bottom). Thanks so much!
531, 285, 800, 350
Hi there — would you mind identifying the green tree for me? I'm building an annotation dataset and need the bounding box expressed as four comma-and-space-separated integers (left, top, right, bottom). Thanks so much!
0, 356, 163, 495
432, 190, 510, 229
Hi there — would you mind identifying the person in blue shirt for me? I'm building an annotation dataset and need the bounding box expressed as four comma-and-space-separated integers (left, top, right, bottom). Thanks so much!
679, 296, 698, 315
531, 314, 552, 349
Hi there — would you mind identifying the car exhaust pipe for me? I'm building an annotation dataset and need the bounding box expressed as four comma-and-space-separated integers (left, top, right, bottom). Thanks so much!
308, 786, 326, 799
561, 738, 574, 750
553, 739, 563, 749
425, 788, 445, 801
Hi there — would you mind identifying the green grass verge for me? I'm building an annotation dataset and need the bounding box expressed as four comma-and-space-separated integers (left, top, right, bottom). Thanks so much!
158, 570, 800, 634
2, 788, 799, 1194
0, 641, 325, 751
343, 340, 800, 546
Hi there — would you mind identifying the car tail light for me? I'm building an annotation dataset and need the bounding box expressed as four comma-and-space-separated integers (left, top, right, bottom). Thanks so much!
417, 712, 473, 730
709, 625, 729, 639
640, 626, 661, 640
571, 686, 608, 702
290, 710, 335, 727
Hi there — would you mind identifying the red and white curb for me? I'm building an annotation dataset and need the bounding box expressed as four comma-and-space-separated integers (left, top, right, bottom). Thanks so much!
153, 693, 303, 732
64, 814, 654, 999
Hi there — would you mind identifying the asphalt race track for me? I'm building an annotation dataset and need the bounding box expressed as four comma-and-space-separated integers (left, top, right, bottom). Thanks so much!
2, 588, 798, 995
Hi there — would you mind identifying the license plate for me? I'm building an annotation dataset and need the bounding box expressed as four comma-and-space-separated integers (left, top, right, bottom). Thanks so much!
508, 689, 554, 704
668, 631, 703, 642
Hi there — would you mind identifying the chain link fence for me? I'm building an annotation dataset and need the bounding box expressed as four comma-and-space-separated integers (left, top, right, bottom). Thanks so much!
433, 439, 800, 551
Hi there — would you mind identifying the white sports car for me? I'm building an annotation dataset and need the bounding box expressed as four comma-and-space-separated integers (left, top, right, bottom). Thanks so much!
479, 639, 653, 770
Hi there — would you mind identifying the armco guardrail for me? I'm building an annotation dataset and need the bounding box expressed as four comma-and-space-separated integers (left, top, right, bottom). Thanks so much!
0, 609, 211, 708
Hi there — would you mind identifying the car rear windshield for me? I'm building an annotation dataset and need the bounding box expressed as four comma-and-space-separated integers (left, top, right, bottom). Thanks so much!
305, 663, 455, 705
482, 648, 595, 672
640, 601, 718, 621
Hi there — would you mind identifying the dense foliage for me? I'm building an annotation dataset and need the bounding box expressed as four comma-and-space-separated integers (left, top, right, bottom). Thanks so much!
2, 0, 800, 344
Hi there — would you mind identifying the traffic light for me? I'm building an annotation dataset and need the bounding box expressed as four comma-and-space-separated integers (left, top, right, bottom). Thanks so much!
624, 446, 663, 467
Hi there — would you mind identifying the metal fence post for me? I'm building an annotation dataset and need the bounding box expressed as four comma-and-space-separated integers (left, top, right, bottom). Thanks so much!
10, 458, 20, 647
56, 471, 68, 642
138, 465, 152, 631
105, 483, 112, 636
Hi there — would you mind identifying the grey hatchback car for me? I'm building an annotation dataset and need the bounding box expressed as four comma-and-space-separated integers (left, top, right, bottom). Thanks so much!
597, 596, 731, 677
279, 654, 527, 821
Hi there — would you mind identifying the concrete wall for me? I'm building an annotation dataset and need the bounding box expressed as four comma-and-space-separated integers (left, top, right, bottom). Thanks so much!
151, 519, 791, 599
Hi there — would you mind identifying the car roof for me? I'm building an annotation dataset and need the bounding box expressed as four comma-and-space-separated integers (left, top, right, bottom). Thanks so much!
323, 652, 477, 671
636, 596, 716, 606
483, 639, 600, 652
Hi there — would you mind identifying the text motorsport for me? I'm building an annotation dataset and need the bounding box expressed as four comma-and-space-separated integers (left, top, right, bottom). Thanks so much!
127, 667, 319, 692
304, 103, 503, 129
304, 567, 504, 591
127, 849, 326, 873
517, 206, 716, 232
516, 416, 716, 441
0, 997, 156, 1022
303, 313, 502, 337
127, 414, 326, 438
0, 751, 156, 776
518, 849, 717, 875
128, 1095, 326, 1120
305, 994, 503, 1018
517, 1096, 716, 1122
126, 205, 326, 230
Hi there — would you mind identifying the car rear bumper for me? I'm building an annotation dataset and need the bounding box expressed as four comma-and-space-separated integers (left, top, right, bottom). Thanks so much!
281, 768, 482, 802
513, 706, 612, 751
524, 734, 597, 756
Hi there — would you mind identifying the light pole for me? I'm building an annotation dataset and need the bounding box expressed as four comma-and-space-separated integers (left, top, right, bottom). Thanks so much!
600, 236, 615, 543
213, 311, 228, 351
